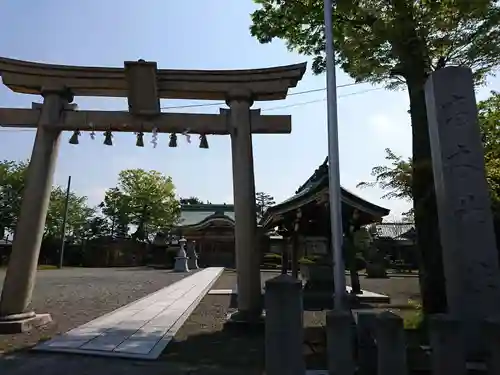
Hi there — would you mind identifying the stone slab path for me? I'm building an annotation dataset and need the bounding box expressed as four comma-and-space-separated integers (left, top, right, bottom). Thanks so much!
34, 267, 224, 360
208, 285, 390, 303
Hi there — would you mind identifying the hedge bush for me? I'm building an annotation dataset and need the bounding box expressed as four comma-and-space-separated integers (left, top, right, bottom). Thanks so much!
262, 253, 282, 266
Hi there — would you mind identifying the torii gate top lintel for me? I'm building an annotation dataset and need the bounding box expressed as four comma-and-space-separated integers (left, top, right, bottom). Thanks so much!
0, 56, 307, 102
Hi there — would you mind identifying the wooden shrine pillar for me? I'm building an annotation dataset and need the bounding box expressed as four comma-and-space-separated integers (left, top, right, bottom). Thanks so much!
291, 209, 302, 279
278, 228, 290, 275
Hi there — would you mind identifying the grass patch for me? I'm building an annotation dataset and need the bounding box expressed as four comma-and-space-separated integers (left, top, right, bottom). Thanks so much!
403, 299, 424, 329
37, 265, 59, 270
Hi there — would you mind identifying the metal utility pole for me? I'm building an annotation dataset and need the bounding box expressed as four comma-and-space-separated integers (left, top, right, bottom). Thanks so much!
58, 176, 71, 269
323, 0, 347, 310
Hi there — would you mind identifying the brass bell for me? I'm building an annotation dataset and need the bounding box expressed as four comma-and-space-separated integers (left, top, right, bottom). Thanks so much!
136, 132, 144, 147
199, 134, 209, 149
69, 130, 80, 145
169, 133, 178, 147
103, 131, 113, 146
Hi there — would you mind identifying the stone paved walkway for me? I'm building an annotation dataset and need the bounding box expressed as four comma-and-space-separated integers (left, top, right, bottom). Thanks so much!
34, 267, 223, 360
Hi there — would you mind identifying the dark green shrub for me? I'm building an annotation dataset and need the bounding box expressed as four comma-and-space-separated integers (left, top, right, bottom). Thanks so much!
262, 263, 281, 269
263, 253, 282, 266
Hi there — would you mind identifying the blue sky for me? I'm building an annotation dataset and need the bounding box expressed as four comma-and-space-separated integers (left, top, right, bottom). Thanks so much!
0, 0, 498, 220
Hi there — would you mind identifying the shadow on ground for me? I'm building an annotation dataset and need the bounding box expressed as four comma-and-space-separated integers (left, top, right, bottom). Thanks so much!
162, 323, 328, 371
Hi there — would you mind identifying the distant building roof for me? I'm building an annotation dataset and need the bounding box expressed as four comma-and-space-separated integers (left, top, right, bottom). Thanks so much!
376, 223, 415, 240
177, 204, 235, 228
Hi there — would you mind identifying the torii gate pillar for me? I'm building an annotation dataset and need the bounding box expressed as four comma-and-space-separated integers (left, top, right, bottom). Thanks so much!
225, 90, 263, 323
0, 91, 71, 331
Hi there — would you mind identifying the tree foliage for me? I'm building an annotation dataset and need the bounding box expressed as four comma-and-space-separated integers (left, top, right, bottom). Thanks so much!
251, 0, 500, 85
0, 160, 28, 237
180, 196, 205, 205
357, 148, 412, 201
45, 186, 95, 240
101, 169, 180, 241
100, 187, 133, 237
256, 191, 276, 219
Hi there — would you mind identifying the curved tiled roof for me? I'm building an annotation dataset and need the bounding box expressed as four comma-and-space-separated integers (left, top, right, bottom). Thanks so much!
261, 157, 390, 227
177, 204, 235, 228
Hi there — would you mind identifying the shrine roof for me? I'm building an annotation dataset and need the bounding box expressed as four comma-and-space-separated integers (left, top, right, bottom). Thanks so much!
177, 204, 235, 228
261, 158, 390, 227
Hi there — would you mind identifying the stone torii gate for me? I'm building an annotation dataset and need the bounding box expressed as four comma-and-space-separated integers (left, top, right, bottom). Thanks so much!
0, 57, 306, 332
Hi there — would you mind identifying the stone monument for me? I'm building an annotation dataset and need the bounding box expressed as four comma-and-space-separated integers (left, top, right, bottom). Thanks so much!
425, 66, 500, 355
187, 240, 199, 270
174, 237, 190, 273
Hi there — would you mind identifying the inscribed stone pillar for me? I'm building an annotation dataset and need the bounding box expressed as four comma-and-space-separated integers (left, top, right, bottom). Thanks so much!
265, 275, 304, 375
225, 91, 262, 320
425, 66, 500, 352
0, 92, 67, 319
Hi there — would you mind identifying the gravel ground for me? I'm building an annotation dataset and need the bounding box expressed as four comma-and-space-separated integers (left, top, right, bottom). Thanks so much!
0, 268, 421, 374
0, 267, 195, 352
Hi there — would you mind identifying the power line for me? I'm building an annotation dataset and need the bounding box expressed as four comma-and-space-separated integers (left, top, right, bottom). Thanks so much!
263, 87, 382, 112
0, 86, 383, 133
159, 81, 365, 110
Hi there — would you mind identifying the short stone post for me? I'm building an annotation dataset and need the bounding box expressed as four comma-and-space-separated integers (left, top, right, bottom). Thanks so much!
484, 318, 500, 375
326, 310, 355, 375
425, 66, 500, 355
174, 237, 189, 273
375, 311, 407, 375
265, 274, 304, 375
355, 312, 378, 375
428, 314, 466, 375
187, 240, 199, 270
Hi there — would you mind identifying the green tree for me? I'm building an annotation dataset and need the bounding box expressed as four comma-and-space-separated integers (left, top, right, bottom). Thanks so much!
357, 148, 413, 220
250, 0, 500, 314
479, 91, 500, 212
107, 169, 180, 241
78, 216, 111, 241
180, 196, 204, 205
256, 192, 275, 220
0, 160, 28, 238
100, 187, 133, 237
44, 186, 95, 241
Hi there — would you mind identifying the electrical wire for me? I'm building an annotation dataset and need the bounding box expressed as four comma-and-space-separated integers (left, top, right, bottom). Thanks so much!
0, 85, 383, 133
159, 81, 364, 110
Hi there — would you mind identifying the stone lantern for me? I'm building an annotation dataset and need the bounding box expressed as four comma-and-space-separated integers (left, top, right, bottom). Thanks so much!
174, 237, 190, 272
187, 240, 199, 270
